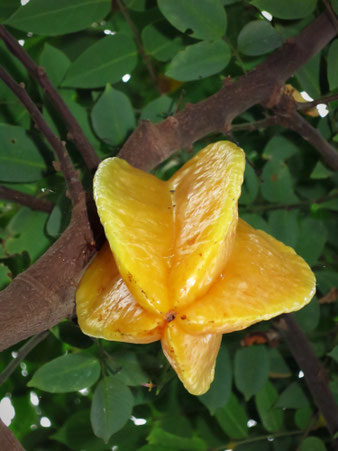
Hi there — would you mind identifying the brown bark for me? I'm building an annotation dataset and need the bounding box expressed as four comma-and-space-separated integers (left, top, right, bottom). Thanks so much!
0, 420, 25, 451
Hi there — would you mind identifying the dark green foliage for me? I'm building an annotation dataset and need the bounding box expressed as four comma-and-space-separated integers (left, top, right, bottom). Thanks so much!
1, 0, 338, 450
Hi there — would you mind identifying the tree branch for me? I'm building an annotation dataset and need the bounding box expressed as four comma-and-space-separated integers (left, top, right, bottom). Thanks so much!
297, 92, 338, 110
274, 93, 338, 171
0, 66, 84, 205
0, 186, 53, 213
0, 194, 102, 351
0, 420, 25, 451
276, 314, 338, 447
0, 25, 100, 171
115, 0, 161, 93
282, 111, 338, 170
118, 11, 337, 170
0, 331, 49, 386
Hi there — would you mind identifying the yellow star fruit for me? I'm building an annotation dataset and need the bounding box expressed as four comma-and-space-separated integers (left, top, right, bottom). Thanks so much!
76, 141, 315, 395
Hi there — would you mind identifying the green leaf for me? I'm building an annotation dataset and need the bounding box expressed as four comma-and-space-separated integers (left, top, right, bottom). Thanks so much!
199, 345, 232, 414
0, 124, 47, 182
234, 346, 270, 400
90, 376, 134, 442
263, 135, 298, 162
261, 159, 298, 204
239, 164, 259, 206
63, 35, 137, 88
0, 0, 20, 22
300, 437, 327, 451
276, 382, 310, 409
268, 348, 291, 377
142, 21, 183, 62
0, 263, 11, 289
6, 208, 51, 261
255, 381, 283, 432
40, 44, 70, 87
238, 21, 283, 56
158, 0, 227, 40
123, 0, 147, 11
147, 426, 206, 451
310, 161, 334, 179
166, 40, 231, 81
327, 39, 338, 91
332, 0, 338, 14
46, 194, 71, 238
294, 406, 314, 429
315, 269, 338, 293
251, 0, 317, 19
55, 321, 93, 349
268, 210, 299, 248
240, 214, 271, 234
6, 0, 111, 36
27, 353, 101, 393
293, 297, 319, 332
106, 351, 148, 386
0, 82, 30, 129
295, 53, 321, 99
51, 410, 108, 451
141, 95, 175, 123
295, 218, 327, 266
328, 345, 338, 363
215, 393, 249, 439
91, 86, 135, 146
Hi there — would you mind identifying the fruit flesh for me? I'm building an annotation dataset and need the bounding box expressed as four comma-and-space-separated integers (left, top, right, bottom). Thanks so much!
161, 321, 222, 395
93, 142, 245, 316
177, 219, 316, 335
76, 242, 164, 343
168, 141, 245, 309
94, 158, 173, 315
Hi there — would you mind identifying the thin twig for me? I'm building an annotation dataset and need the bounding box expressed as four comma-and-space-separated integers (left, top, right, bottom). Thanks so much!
231, 116, 279, 132
276, 314, 338, 447
115, 0, 161, 93
0, 66, 84, 205
247, 192, 338, 213
322, 0, 338, 32
278, 110, 338, 171
0, 330, 49, 386
297, 92, 338, 110
0, 25, 100, 171
211, 430, 303, 451
0, 186, 53, 212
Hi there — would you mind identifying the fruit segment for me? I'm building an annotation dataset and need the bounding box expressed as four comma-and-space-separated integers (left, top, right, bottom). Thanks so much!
94, 158, 173, 315
161, 321, 222, 395
177, 219, 316, 335
76, 242, 164, 343
168, 142, 245, 309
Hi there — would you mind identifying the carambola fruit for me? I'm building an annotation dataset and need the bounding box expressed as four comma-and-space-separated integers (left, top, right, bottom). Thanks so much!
76, 141, 315, 395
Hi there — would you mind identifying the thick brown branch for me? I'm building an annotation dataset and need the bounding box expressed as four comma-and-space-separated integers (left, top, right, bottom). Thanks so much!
0, 186, 53, 212
0, 66, 84, 205
0, 420, 25, 451
118, 12, 337, 170
0, 25, 100, 171
276, 314, 338, 447
0, 194, 100, 351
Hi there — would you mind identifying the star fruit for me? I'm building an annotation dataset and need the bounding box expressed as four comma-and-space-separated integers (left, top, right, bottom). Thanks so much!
76, 141, 315, 395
